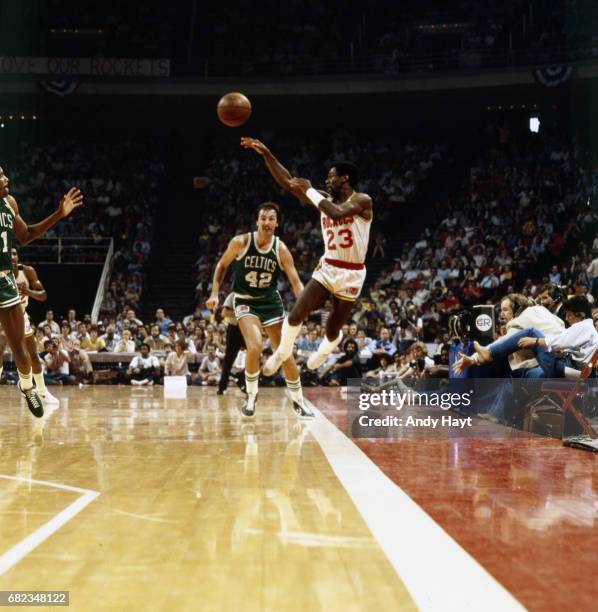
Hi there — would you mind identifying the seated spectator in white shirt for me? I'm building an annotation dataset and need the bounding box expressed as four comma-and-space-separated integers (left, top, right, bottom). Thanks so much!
43, 339, 71, 386
165, 340, 192, 384
197, 343, 221, 386
127, 343, 160, 386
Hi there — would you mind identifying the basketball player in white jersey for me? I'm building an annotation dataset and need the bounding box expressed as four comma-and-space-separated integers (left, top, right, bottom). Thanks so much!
240, 138, 373, 376
0, 248, 59, 405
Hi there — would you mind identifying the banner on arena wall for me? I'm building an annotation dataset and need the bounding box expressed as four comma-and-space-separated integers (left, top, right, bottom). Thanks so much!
0, 57, 170, 77
39, 80, 78, 96
533, 65, 574, 88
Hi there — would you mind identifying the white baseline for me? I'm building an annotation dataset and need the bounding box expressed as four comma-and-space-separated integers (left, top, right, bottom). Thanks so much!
305, 400, 525, 612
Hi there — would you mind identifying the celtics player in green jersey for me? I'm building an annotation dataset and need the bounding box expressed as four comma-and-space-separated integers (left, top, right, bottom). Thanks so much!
0, 166, 83, 417
207, 202, 314, 419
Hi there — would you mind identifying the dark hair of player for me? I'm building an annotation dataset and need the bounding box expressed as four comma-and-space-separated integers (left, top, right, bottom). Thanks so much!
256, 201, 280, 221
333, 161, 359, 188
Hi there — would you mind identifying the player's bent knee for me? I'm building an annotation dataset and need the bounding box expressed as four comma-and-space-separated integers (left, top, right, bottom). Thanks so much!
288, 313, 302, 327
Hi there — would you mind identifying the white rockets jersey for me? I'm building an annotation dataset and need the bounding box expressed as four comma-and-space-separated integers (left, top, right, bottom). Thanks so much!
320, 192, 371, 265
16, 267, 29, 310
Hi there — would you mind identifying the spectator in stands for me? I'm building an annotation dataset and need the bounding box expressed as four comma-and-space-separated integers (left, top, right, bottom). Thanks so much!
77, 322, 91, 346
165, 324, 178, 348
146, 324, 168, 351
115, 329, 135, 353
67, 309, 80, 333
356, 328, 375, 361
154, 308, 173, 335
39, 310, 60, 336
59, 322, 75, 349
127, 343, 160, 386
373, 327, 397, 362
80, 326, 107, 352
100, 325, 120, 352
176, 328, 196, 353
118, 309, 143, 331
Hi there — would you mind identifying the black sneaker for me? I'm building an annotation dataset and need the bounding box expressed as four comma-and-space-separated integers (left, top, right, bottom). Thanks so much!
235, 376, 247, 396
18, 382, 44, 418
293, 400, 315, 420
241, 394, 257, 418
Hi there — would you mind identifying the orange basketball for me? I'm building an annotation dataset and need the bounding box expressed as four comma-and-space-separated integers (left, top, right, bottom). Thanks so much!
216, 92, 252, 127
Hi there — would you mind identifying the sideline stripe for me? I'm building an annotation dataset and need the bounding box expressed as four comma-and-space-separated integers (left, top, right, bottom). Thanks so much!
0, 475, 100, 576
305, 400, 525, 612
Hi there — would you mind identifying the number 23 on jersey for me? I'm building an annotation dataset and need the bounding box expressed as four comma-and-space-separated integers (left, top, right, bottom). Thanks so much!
326, 228, 354, 250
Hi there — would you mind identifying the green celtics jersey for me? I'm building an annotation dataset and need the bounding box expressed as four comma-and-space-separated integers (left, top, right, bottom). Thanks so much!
0, 198, 15, 270
234, 232, 282, 298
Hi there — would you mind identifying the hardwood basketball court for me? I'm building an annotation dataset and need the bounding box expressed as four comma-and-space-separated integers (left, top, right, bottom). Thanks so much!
0, 386, 596, 610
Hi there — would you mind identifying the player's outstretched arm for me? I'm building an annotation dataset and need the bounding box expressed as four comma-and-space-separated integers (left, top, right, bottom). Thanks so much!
240, 137, 311, 204
290, 177, 373, 220
206, 234, 247, 310
278, 241, 304, 298
8, 188, 83, 245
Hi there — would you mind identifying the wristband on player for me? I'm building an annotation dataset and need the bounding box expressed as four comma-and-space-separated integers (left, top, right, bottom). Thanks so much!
306, 187, 325, 208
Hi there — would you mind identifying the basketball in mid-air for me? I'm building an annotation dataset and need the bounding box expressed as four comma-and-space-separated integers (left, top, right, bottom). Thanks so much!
216, 92, 252, 127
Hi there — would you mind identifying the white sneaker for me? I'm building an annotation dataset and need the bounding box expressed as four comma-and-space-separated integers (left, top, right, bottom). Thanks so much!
307, 331, 343, 370
39, 389, 59, 405
263, 351, 285, 377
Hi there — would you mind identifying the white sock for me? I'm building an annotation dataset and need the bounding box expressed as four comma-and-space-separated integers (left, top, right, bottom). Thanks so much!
0, 365, 3, 379
276, 318, 301, 360
33, 372, 47, 393
18, 368, 33, 391
245, 370, 259, 399
315, 331, 343, 358
285, 376, 304, 404
564, 367, 581, 380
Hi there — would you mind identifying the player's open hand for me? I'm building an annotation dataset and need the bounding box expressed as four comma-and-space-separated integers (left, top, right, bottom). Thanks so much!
289, 177, 312, 193
240, 137, 269, 155
206, 295, 219, 311
59, 187, 84, 218
453, 352, 474, 375
517, 337, 536, 348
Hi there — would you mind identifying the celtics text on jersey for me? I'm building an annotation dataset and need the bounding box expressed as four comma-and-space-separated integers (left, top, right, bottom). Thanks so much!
234, 232, 282, 298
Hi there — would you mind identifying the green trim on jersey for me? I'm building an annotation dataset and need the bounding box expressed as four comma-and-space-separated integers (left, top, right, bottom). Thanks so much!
233, 232, 282, 299
0, 198, 16, 272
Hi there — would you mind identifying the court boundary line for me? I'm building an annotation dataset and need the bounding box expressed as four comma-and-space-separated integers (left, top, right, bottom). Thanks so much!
0, 475, 100, 576
305, 400, 525, 612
